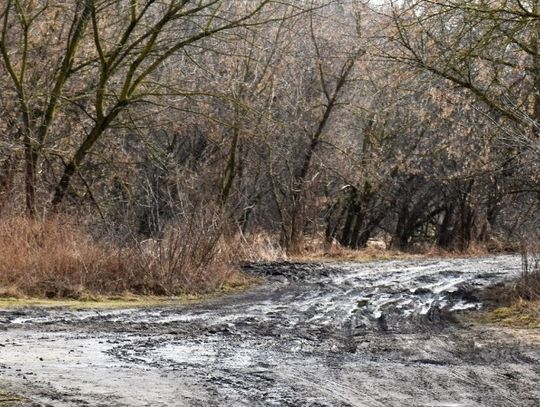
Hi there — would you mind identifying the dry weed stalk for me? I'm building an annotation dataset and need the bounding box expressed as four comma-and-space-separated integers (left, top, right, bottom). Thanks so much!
518, 242, 540, 301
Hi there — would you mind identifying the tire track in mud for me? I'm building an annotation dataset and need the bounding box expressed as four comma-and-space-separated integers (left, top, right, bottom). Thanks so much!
1, 255, 540, 406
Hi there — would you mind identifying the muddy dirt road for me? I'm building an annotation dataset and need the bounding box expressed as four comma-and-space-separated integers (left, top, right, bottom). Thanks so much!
1, 256, 539, 406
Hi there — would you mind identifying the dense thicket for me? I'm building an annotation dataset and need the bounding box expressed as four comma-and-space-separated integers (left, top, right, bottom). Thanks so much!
1, 0, 539, 259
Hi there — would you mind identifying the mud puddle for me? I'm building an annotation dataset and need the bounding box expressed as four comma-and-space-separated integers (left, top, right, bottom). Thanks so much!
1, 256, 539, 406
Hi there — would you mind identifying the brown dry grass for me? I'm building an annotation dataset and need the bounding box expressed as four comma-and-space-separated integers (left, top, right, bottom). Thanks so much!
0, 217, 519, 301
0, 216, 238, 299
236, 233, 287, 262
236, 233, 403, 263
473, 300, 540, 329
422, 242, 491, 258
0, 390, 24, 406
290, 243, 416, 263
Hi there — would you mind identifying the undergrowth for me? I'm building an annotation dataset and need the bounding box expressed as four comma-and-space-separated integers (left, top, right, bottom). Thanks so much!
0, 216, 238, 299
0, 216, 529, 301
473, 299, 540, 329
516, 243, 540, 301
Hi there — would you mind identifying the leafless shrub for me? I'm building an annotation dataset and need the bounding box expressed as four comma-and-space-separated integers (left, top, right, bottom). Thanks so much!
132, 208, 236, 294
516, 242, 540, 301
0, 216, 124, 298
0, 214, 236, 299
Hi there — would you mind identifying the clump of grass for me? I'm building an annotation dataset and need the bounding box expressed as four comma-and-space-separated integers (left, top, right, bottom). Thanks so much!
236, 233, 286, 262
0, 386, 25, 406
0, 215, 239, 299
474, 300, 540, 329
0, 216, 123, 298
291, 245, 413, 263
422, 242, 490, 258
132, 216, 236, 295
467, 253, 540, 329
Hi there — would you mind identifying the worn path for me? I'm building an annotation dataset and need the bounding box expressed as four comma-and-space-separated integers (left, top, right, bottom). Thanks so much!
0, 256, 539, 406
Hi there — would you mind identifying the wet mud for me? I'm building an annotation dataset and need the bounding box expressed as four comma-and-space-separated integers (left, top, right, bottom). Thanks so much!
1, 256, 539, 406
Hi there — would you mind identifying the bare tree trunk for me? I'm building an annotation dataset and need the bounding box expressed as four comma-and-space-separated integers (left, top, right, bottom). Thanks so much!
23, 138, 37, 216
51, 111, 122, 208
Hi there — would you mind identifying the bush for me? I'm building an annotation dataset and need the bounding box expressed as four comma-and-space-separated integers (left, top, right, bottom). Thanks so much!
0, 214, 236, 298
133, 210, 236, 295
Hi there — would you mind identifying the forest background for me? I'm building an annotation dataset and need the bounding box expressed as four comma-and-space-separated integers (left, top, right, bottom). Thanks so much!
1, 0, 539, 299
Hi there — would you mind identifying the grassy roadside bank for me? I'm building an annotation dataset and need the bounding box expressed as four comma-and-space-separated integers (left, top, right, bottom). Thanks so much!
0, 219, 529, 311
463, 278, 540, 330
0, 216, 243, 300
288, 248, 419, 263
0, 249, 412, 308
0, 277, 255, 310
470, 301, 540, 329
0, 295, 212, 310
0, 241, 420, 308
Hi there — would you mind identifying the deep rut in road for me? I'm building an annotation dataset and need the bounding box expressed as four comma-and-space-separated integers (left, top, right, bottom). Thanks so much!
1, 256, 539, 406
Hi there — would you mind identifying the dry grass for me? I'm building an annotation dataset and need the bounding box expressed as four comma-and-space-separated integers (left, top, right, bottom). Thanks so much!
236, 233, 287, 262
236, 233, 497, 264
422, 242, 490, 258
1, 215, 515, 301
0, 216, 124, 298
132, 217, 237, 295
473, 300, 540, 329
290, 244, 416, 263
0, 390, 24, 407
0, 216, 239, 299
292, 238, 496, 263
0, 279, 254, 309
237, 233, 418, 263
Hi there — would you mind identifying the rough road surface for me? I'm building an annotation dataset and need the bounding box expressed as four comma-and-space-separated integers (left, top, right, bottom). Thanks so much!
1, 256, 539, 406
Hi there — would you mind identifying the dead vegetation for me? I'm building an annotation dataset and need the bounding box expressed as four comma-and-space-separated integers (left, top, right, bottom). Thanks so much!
236, 232, 497, 264
466, 243, 540, 329
0, 218, 497, 301
0, 216, 240, 299
0, 381, 25, 407
0, 1, 539, 301
289, 239, 414, 263
516, 243, 540, 301
0, 215, 488, 301
0, 391, 24, 407
476, 300, 540, 329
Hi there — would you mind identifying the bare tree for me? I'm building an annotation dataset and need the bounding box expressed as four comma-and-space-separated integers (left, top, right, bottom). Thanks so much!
0, 0, 291, 214
389, 0, 540, 149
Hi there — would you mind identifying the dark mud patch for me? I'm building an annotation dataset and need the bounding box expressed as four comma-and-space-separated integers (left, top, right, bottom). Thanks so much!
1, 256, 539, 406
